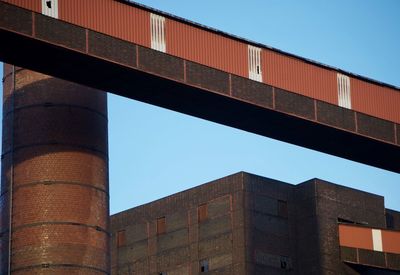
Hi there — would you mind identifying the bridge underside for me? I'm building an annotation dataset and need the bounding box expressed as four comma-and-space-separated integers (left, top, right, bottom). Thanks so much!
1, 2, 399, 173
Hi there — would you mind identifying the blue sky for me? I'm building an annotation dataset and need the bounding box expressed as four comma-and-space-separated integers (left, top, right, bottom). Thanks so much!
1, 0, 399, 214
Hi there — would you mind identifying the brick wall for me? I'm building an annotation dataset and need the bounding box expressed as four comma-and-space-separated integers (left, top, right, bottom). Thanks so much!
0, 65, 109, 274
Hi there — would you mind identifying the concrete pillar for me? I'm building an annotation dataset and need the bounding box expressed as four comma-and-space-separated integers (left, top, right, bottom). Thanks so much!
0, 65, 109, 274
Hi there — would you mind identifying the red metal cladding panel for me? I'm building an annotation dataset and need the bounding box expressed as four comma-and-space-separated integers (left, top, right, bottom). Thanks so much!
338, 224, 373, 251
382, 230, 400, 254
263, 49, 337, 104
59, 0, 150, 47
351, 78, 400, 124
166, 18, 248, 78
2, 0, 41, 12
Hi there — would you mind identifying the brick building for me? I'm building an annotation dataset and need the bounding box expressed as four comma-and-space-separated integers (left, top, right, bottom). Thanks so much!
110, 172, 400, 275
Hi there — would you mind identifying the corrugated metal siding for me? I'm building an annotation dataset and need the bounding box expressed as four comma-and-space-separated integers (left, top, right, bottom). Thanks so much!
339, 225, 373, 250
166, 19, 248, 78
3, 0, 41, 12
3, 0, 400, 125
382, 230, 400, 254
351, 77, 400, 124
263, 50, 337, 104
59, 0, 150, 47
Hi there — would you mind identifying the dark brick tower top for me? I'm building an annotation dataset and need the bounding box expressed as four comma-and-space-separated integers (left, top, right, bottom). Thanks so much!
0, 65, 110, 274
110, 172, 400, 275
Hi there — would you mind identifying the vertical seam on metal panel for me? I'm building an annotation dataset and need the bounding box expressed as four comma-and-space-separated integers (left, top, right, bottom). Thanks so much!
32, 12, 36, 37
85, 29, 89, 54
135, 45, 139, 68
314, 100, 317, 121
272, 87, 275, 109
228, 74, 232, 96
183, 60, 186, 83
384, 251, 388, 267
394, 124, 398, 144
356, 248, 359, 263
354, 112, 358, 133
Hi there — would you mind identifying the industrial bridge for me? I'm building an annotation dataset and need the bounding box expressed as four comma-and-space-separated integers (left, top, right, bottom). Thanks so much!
0, 0, 399, 274
0, 0, 399, 172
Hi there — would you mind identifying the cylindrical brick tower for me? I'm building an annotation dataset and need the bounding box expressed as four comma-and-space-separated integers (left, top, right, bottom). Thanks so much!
0, 65, 109, 274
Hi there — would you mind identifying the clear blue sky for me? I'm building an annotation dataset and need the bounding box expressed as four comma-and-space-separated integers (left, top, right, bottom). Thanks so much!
1, 0, 399, 214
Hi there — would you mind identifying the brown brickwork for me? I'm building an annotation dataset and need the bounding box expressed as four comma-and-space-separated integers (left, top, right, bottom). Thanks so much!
35, 14, 86, 52
1, 65, 109, 274
111, 172, 400, 274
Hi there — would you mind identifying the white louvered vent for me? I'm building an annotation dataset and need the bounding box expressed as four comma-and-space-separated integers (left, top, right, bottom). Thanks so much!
150, 13, 166, 53
42, 0, 58, 19
337, 73, 351, 109
248, 45, 262, 82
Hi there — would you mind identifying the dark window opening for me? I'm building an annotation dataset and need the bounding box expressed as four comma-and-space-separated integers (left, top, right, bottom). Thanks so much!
386, 213, 394, 229
200, 259, 209, 272
337, 217, 368, 226
278, 200, 288, 218
46, 1, 52, 9
280, 259, 287, 269
117, 230, 126, 247
157, 216, 166, 235
256, 65, 260, 74
198, 204, 208, 223
159, 272, 167, 275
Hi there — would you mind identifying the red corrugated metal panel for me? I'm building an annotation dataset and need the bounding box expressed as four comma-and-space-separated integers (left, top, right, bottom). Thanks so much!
382, 230, 400, 254
59, 0, 150, 47
338, 224, 373, 250
351, 78, 400, 124
166, 19, 248, 78
3, 0, 41, 12
263, 50, 337, 104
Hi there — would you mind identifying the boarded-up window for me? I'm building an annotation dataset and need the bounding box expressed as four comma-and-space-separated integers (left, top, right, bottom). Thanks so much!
117, 230, 126, 247
337, 73, 351, 109
157, 216, 166, 235
198, 204, 208, 223
41, 0, 58, 18
150, 13, 166, 52
278, 200, 288, 218
248, 45, 262, 82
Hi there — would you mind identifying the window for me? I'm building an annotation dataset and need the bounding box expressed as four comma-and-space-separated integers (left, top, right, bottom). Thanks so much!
386, 212, 394, 229
248, 45, 262, 82
41, 0, 58, 19
159, 272, 167, 275
157, 216, 166, 235
198, 204, 208, 223
337, 73, 351, 109
200, 259, 209, 272
277, 200, 288, 218
280, 256, 291, 270
150, 13, 166, 52
117, 230, 126, 247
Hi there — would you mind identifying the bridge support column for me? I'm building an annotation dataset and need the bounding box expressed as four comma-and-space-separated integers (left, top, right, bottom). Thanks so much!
1, 64, 110, 274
